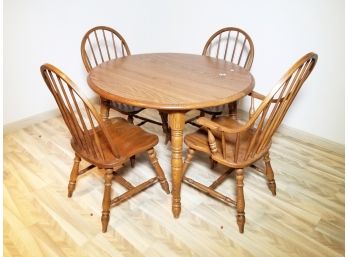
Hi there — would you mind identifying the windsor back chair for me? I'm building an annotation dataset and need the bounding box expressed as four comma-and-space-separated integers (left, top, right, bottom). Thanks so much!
40, 63, 170, 233
81, 26, 170, 143
183, 52, 318, 233
188, 27, 254, 124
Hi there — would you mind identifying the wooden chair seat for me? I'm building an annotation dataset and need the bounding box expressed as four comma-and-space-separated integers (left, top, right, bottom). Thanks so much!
71, 117, 158, 168
185, 117, 270, 168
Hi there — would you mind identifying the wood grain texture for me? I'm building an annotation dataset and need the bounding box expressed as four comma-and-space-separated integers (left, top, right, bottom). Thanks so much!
87, 53, 254, 218
4, 106, 345, 256
87, 53, 254, 110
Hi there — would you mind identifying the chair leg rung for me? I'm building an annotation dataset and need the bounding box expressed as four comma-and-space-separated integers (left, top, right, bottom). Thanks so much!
114, 175, 135, 190
133, 115, 163, 126
136, 120, 147, 126
183, 176, 236, 206
250, 164, 264, 174
110, 177, 158, 207
78, 164, 96, 175
185, 115, 201, 124
209, 168, 234, 189
187, 121, 201, 128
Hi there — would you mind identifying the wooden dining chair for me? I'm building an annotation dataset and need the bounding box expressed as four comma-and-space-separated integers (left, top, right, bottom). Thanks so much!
182, 52, 318, 233
81, 26, 170, 143
187, 27, 254, 126
40, 63, 170, 233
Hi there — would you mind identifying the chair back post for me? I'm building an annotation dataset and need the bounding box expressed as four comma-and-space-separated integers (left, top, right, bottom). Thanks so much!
40, 63, 120, 159
202, 27, 254, 70
81, 26, 131, 72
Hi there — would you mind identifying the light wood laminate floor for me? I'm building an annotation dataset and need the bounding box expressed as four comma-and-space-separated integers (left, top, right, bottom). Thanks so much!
4, 109, 345, 257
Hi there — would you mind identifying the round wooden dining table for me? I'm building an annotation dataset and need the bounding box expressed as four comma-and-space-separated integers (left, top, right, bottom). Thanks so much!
87, 53, 255, 218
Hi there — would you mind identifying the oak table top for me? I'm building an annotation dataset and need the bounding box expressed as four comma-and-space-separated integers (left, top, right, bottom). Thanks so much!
87, 53, 255, 219
87, 53, 254, 110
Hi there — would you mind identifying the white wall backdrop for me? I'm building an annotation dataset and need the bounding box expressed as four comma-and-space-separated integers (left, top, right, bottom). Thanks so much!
4, 0, 345, 144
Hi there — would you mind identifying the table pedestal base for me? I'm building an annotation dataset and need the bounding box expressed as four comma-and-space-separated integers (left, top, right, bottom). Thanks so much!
169, 112, 186, 218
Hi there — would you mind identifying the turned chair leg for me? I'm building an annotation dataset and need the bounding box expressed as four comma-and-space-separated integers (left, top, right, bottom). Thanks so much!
147, 148, 170, 194
182, 148, 195, 179
68, 154, 81, 197
209, 156, 217, 169
159, 112, 171, 144
264, 152, 276, 196
127, 115, 134, 124
236, 168, 245, 233
130, 156, 136, 168
228, 102, 238, 120
101, 168, 113, 233
100, 97, 110, 121
164, 127, 171, 145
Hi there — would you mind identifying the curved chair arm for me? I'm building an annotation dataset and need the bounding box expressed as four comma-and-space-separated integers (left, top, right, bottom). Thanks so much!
248, 90, 286, 118
249, 91, 266, 100
196, 89, 286, 135
249, 90, 285, 103
196, 117, 253, 134
196, 117, 252, 161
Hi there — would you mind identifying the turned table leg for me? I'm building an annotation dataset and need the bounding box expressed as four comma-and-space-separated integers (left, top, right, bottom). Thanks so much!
169, 112, 186, 218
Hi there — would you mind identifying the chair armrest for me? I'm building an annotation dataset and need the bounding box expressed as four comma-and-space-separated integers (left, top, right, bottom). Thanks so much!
196, 117, 251, 134
195, 117, 222, 131
249, 90, 283, 103
249, 91, 267, 100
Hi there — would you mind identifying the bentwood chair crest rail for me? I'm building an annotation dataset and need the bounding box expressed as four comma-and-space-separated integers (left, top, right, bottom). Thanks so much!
196, 27, 255, 119
182, 52, 318, 233
40, 63, 170, 232
80, 26, 170, 143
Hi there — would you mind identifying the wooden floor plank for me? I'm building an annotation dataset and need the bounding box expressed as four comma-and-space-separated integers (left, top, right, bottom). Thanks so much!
4, 110, 345, 257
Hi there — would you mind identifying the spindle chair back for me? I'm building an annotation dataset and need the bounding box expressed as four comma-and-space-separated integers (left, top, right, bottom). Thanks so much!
81, 26, 170, 144
195, 27, 255, 120
81, 26, 130, 72
41, 63, 117, 162
202, 27, 254, 70
208, 52, 317, 164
